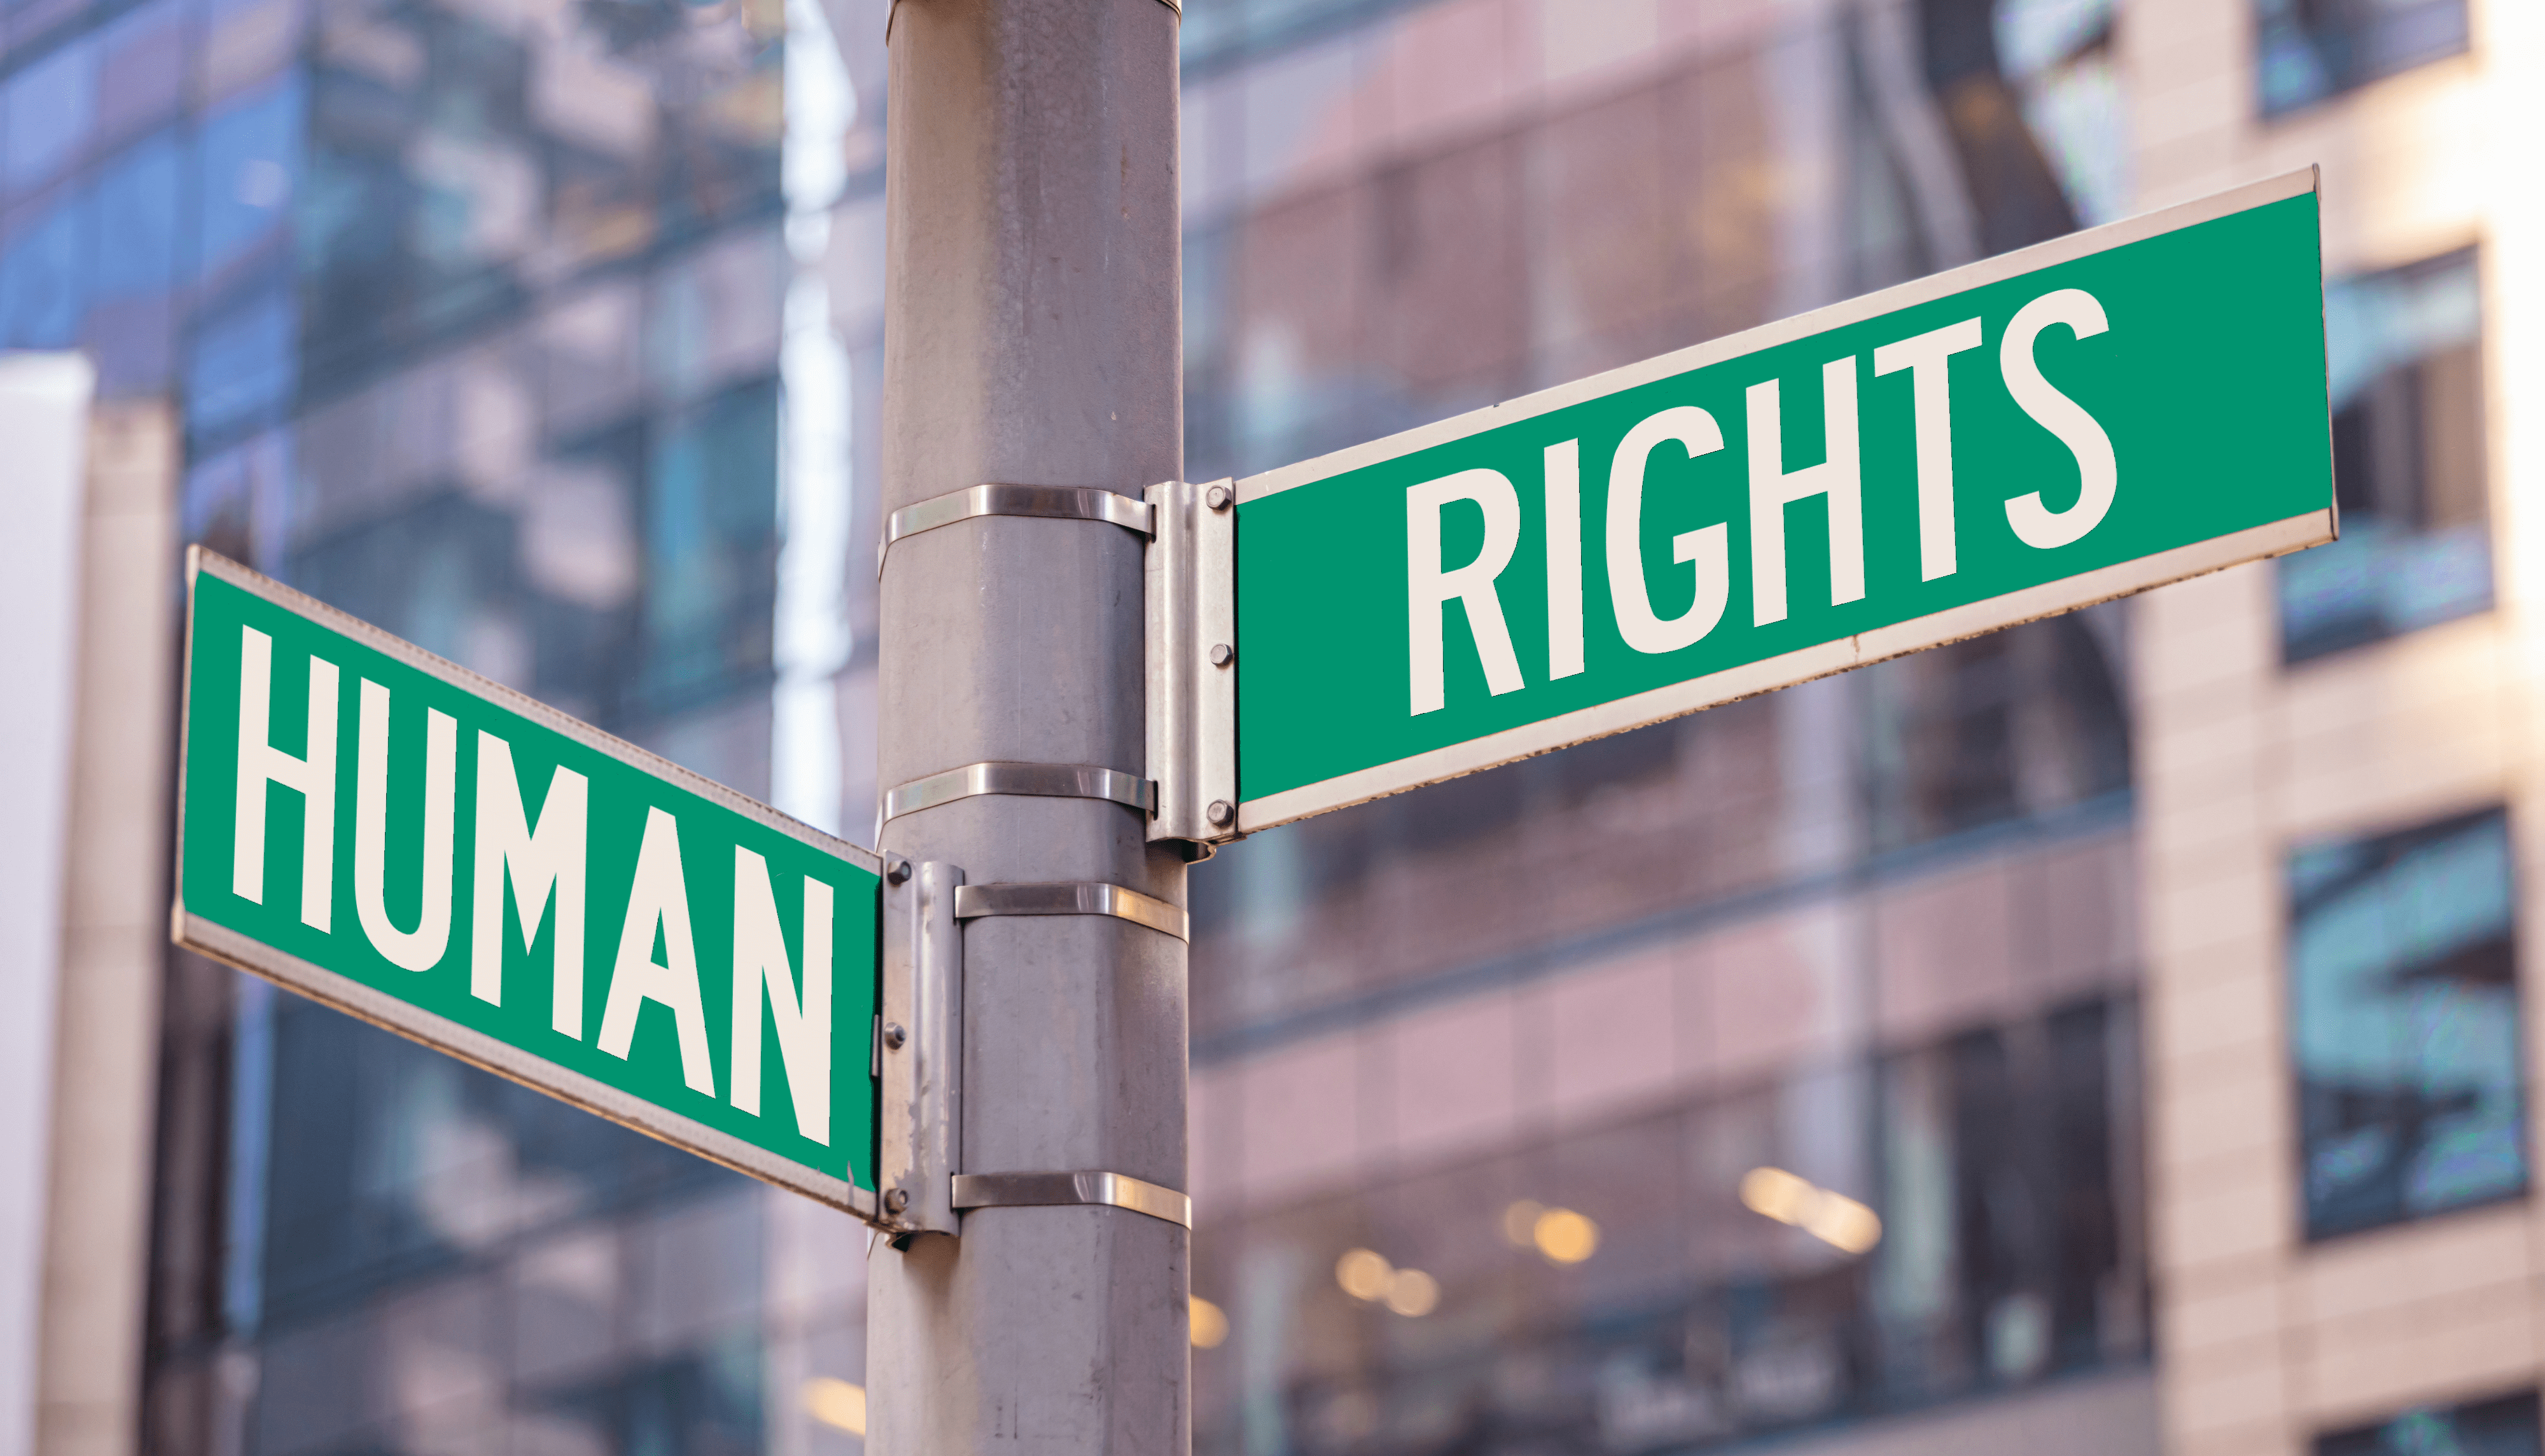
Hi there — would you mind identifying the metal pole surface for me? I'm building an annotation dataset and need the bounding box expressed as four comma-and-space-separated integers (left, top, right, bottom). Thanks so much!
868, 0, 1187, 1450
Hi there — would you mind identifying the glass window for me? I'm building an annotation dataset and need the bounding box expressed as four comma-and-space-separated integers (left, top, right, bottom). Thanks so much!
2256, 0, 2469, 117
1860, 613, 2131, 854
2280, 247, 2491, 662
2290, 806, 2525, 1240
94, 0, 193, 148
91, 130, 182, 301
2, 36, 99, 197
185, 284, 296, 436
2318, 1391, 2542, 1456
1992, 0, 2130, 227
192, 72, 302, 285
1866, 1013, 2132, 1397
0, 193, 87, 348
286, 490, 522, 683
1190, 994, 2147, 1456
1916, 0, 2083, 256
638, 376, 781, 719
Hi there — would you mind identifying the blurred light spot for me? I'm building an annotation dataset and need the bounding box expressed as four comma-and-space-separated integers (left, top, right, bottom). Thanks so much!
1190, 1296, 1229, 1349
1740, 1165, 1883, 1254
1383, 1267, 1439, 1317
237, 158, 289, 209
1740, 1166, 1813, 1221
1500, 1198, 1545, 1247
1532, 1207, 1600, 1265
1335, 1247, 1392, 1301
802, 1377, 866, 1434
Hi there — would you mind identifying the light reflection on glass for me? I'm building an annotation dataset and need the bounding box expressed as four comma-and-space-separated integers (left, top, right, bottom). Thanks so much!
802, 1375, 867, 1434
1739, 1165, 1883, 1254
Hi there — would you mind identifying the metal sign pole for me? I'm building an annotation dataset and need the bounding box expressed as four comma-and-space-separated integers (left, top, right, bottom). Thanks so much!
868, 0, 1189, 1449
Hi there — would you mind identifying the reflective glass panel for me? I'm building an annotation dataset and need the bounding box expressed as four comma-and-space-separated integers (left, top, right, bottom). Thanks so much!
0, 191, 85, 347
1190, 994, 2146, 1453
2280, 248, 2491, 662
2290, 806, 2525, 1240
2318, 1390, 2542, 1456
2256, 0, 2469, 116
2, 36, 97, 194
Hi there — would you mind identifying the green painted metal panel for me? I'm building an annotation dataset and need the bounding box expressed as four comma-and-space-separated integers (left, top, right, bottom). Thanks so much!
1234, 174, 2333, 828
174, 553, 882, 1216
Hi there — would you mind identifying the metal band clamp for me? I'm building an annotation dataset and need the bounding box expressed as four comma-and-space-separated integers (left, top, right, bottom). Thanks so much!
953, 881, 1188, 941
952, 1170, 1192, 1228
882, 761, 1155, 827
890, 0, 1175, 36
880, 483, 1154, 573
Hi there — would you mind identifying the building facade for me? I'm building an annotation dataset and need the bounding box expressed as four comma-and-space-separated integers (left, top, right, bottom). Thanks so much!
2126, 3, 2545, 1456
1172, 1, 2153, 1452
1, 0, 2536, 1455
0, 0, 889, 1444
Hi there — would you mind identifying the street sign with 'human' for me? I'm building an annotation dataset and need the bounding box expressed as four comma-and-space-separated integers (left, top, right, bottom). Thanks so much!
1228, 170, 2333, 831
173, 550, 883, 1218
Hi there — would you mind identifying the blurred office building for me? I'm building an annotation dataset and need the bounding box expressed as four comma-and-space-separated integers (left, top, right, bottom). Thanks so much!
1175, 1, 2147, 1452
0, 0, 2537, 1455
1173, 0, 2541, 1446
0, 0, 893, 1446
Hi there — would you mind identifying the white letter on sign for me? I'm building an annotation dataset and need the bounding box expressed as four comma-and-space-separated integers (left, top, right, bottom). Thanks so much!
1748, 357, 1866, 626
234, 626, 339, 930
2000, 288, 2118, 549
1405, 468, 1524, 716
1605, 405, 1730, 655
601, 807, 715, 1095
731, 847, 832, 1145
1872, 317, 1983, 581
471, 732, 589, 1037
1544, 440, 1586, 682
354, 679, 458, 972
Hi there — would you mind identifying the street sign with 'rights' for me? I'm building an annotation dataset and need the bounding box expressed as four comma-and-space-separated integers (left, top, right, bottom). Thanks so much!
1227, 170, 2333, 830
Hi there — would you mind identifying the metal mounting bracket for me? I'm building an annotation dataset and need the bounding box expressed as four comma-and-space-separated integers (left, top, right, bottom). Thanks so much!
953, 880, 1189, 941
889, 0, 1175, 41
1145, 478, 1239, 849
877, 857, 963, 1237
880, 761, 1155, 828
951, 1171, 1192, 1228
879, 483, 1154, 575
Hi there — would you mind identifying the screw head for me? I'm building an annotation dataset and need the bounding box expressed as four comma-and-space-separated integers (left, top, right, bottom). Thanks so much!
1210, 642, 1234, 667
884, 855, 912, 885
884, 1188, 910, 1214
1207, 800, 1235, 828
882, 1022, 907, 1050
1205, 483, 1233, 511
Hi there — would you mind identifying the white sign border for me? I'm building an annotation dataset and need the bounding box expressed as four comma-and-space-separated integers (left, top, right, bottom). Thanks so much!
172, 548, 883, 1222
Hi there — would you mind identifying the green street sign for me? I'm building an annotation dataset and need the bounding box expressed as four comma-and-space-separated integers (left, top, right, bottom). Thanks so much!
1225, 170, 2334, 831
173, 551, 884, 1218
